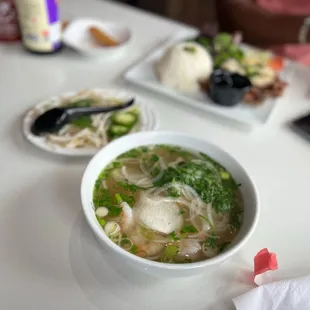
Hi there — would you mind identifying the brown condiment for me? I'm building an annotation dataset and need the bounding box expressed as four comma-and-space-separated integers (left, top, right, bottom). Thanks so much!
88, 26, 118, 47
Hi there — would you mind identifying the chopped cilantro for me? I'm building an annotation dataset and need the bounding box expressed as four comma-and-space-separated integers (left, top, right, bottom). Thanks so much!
120, 193, 135, 206
130, 244, 138, 254
116, 181, 141, 193
93, 187, 122, 216
71, 116, 92, 128
68, 99, 95, 128
205, 235, 217, 248
167, 185, 181, 198
181, 225, 198, 234
118, 147, 146, 159
151, 154, 159, 162
169, 231, 180, 242
154, 159, 238, 212
68, 98, 94, 108
112, 161, 123, 168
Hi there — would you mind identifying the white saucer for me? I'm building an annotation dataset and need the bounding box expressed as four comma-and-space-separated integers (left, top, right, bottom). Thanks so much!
63, 18, 132, 58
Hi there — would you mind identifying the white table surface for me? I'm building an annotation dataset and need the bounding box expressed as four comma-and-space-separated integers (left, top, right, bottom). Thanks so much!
1, 0, 310, 309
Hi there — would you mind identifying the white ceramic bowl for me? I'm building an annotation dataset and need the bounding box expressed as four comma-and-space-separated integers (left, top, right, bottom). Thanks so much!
63, 18, 131, 58
81, 131, 259, 277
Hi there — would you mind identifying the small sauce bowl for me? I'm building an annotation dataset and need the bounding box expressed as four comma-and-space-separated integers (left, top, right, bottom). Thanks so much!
209, 69, 252, 107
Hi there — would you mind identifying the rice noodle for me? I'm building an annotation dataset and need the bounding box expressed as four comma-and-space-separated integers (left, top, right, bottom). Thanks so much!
121, 157, 165, 188
41, 91, 139, 149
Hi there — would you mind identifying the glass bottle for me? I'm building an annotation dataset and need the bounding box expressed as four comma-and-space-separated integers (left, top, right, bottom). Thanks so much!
15, 0, 62, 54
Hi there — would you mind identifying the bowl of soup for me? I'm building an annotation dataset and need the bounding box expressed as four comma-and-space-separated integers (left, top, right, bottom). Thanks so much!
81, 131, 259, 277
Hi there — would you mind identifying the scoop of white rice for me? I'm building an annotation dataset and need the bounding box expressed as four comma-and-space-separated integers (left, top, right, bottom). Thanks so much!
155, 42, 213, 92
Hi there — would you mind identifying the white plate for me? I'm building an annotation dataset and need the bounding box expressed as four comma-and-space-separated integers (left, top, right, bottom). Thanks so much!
23, 89, 159, 156
124, 31, 291, 128
63, 18, 131, 58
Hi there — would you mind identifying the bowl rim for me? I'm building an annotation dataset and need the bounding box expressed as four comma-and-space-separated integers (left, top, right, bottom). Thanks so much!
81, 131, 260, 270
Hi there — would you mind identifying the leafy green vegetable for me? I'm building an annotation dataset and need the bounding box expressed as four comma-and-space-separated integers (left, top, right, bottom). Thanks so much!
151, 154, 159, 162
98, 169, 112, 180
196, 37, 211, 50
169, 231, 180, 242
118, 147, 146, 159
68, 98, 94, 108
204, 235, 217, 248
167, 184, 181, 198
164, 245, 179, 258
71, 116, 92, 128
112, 161, 123, 168
120, 193, 135, 206
93, 185, 122, 216
98, 161, 122, 180
116, 181, 141, 193
154, 159, 238, 212
214, 33, 233, 52
130, 244, 138, 254
193, 32, 245, 68
181, 225, 198, 234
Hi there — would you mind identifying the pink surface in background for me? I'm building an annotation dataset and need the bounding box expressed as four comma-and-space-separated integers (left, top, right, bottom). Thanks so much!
256, 0, 310, 65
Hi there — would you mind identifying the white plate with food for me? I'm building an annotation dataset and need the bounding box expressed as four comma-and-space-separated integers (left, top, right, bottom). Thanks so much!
23, 88, 159, 156
63, 18, 131, 58
124, 31, 290, 128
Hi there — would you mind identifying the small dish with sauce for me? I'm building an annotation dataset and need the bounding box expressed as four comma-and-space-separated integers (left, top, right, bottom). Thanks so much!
63, 18, 132, 58
208, 69, 252, 107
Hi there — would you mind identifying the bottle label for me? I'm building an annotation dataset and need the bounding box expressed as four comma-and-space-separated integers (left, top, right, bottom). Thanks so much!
15, 0, 61, 52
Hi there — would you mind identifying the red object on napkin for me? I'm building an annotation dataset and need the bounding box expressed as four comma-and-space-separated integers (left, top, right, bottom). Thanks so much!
254, 248, 278, 277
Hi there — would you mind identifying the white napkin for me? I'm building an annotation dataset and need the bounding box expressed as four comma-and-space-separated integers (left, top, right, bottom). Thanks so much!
233, 275, 310, 310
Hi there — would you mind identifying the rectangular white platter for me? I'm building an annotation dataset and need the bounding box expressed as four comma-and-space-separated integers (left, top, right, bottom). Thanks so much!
124, 30, 291, 129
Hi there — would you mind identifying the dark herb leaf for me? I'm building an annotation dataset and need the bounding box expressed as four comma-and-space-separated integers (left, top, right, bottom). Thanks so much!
169, 231, 180, 241
71, 116, 92, 128
181, 225, 198, 234
205, 235, 217, 248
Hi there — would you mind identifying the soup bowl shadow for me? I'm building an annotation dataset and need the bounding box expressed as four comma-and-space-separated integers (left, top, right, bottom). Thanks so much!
81, 131, 259, 278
